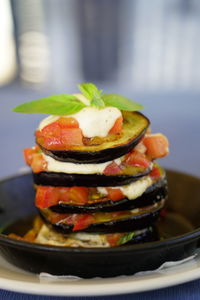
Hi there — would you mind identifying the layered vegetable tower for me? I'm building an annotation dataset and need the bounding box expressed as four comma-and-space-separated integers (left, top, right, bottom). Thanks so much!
13, 83, 169, 247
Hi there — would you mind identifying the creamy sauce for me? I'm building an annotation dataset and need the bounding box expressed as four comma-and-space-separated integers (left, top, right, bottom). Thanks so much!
97, 176, 153, 200
38, 94, 122, 138
43, 153, 122, 174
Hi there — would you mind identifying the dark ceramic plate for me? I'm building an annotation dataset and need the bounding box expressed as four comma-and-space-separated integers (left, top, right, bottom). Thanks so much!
0, 170, 200, 278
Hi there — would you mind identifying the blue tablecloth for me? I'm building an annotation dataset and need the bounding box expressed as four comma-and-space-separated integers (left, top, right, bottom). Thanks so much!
1, 278, 200, 299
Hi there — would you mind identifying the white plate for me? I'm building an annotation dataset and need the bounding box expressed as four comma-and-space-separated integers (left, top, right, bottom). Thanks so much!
1, 253, 200, 296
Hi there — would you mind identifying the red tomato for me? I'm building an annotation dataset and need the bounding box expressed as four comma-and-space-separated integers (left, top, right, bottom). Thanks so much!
31, 153, 47, 173
43, 136, 62, 149
50, 213, 70, 224
103, 162, 122, 175
150, 166, 161, 178
61, 128, 83, 146
35, 186, 60, 209
106, 188, 124, 201
125, 151, 150, 168
69, 187, 89, 204
57, 117, 79, 128
41, 122, 61, 138
109, 117, 123, 134
107, 233, 122, 246
23, 148, 35, 165
73, 214, 95, 231
143, 134, 169, 159
59, 187, 71, 203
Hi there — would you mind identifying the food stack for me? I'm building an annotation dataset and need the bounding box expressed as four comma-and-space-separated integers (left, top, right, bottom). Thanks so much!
16, 83, 169, 247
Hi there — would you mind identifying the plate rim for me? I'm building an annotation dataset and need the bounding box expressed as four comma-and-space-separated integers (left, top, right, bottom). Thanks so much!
0, 254, 200, 296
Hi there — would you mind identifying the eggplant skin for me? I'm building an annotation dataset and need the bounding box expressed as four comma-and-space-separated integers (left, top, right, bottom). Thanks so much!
39, 203, 163, 234
37, 112, 150, 164
126, 226, 159, 246
33, 168, 151, 188
50, 176, 168, 213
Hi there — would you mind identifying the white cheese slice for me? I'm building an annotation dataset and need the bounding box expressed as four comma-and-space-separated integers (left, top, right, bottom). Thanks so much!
43, 153, 122, 174
97, 176, 153, 200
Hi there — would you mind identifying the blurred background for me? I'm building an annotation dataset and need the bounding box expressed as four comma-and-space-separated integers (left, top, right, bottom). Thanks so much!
0, 0, 200, 178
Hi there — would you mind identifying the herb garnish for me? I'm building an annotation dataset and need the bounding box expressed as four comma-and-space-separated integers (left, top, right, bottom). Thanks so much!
13, 83, 143, 115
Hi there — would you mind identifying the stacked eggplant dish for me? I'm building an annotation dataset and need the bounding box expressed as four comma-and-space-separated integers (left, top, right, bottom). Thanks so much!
12, 83, 169, 248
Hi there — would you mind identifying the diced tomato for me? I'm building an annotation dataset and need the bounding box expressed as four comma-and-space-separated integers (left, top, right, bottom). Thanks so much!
41, 122, 61, 138
31, 153, 47, 173
57, 117, 79, 128
59, 187, 70, 203
143, 134, 169, 159
73, 214, 95, 231
150, 166, 161, 178
109, 117, 123, 134
43, 136, 62, 149
61, 128, 83, 146
106, 188, 124, 201
23, 148, 35, 165
125, 150, 150, 168
69, 187, 89, 204
35, 130, 42, 138
35, 186, 60, 209
49, 213, 70, 224
103, 162, 122, 175
107, 233, 122, 247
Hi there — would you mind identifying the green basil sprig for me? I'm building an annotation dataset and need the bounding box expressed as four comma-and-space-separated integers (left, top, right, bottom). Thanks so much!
13, 83, 143, 115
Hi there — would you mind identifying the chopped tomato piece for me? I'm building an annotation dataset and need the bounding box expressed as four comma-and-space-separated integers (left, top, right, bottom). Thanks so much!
31, 153, 47, 173
107, 233, 122, 246
125, 150, 150, 168
61, 128, 83, 146
106, 188, 124, 201
59, 187, 70, 203
73, 214, 95, 231
35, 186, 60, 209
143, 134, 169, 159
49, 213, 70, 224
41, 122, 61, 138
69, 187, 89, 204
109, 116, 123, 134
43, 136, 62, 149
23, 148, 35, 165
150, 166, 161, 178
103, 162, 122, 175
57, 117, 79, 128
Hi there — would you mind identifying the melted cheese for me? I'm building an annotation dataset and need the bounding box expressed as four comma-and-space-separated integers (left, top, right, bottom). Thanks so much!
97, 176, 153, 200
38, 94, 122, 138
43, 153, 122, 174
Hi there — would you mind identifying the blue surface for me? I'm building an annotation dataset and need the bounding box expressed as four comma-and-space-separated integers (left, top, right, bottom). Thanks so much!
1, 83, 200, 299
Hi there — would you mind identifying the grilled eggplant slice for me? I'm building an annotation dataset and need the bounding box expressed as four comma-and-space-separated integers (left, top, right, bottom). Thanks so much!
35, 224, 158, 247
33, 167, 151, 187
39, 199, 164, 233
50, 176, 167, 213
37, 112, 150, 163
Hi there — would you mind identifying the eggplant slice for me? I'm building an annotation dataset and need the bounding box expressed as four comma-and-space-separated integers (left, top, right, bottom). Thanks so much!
50, 176, 168, 213
35, 224, 158, 247
39, 199, 165, 234
33, 167, 151, 187
37, 112, 150, 163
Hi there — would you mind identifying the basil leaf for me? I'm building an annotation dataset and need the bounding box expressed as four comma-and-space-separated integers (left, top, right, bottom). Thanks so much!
102, 94, 144, 111
13, 94, 86, 115
118, 232, 135, 245
78, 83, 105, 108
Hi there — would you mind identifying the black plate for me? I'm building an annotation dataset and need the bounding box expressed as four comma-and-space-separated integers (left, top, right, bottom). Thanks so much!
0, 170, 200, 278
